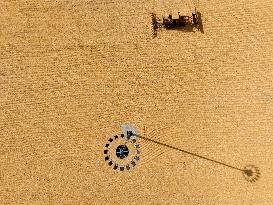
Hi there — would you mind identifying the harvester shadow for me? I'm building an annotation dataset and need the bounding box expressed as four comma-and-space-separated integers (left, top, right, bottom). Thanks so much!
167, 25, 196, 32
197, 11, 204, 34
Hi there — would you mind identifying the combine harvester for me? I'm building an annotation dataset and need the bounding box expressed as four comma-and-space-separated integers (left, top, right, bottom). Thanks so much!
152, 8, 203, 37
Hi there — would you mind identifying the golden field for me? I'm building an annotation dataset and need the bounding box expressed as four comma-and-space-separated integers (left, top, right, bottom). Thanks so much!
0, 0, 273, 204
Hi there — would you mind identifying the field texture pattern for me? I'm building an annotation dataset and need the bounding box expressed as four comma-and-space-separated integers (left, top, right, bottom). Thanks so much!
0, 0, 273, 204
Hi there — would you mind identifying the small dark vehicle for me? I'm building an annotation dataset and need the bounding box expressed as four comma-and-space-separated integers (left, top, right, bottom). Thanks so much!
152, 8, 202, 37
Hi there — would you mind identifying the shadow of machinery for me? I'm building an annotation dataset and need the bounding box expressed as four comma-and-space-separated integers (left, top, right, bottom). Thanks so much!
197, 11, 204, 34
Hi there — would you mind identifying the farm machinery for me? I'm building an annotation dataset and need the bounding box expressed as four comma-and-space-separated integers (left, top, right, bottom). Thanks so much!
151, 8, 202, 37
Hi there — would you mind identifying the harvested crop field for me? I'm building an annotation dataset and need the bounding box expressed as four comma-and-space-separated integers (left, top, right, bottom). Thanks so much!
1, 0, 273, 204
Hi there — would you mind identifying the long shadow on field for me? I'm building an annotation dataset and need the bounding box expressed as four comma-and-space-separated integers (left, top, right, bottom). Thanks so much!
197, 11, 204, 34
